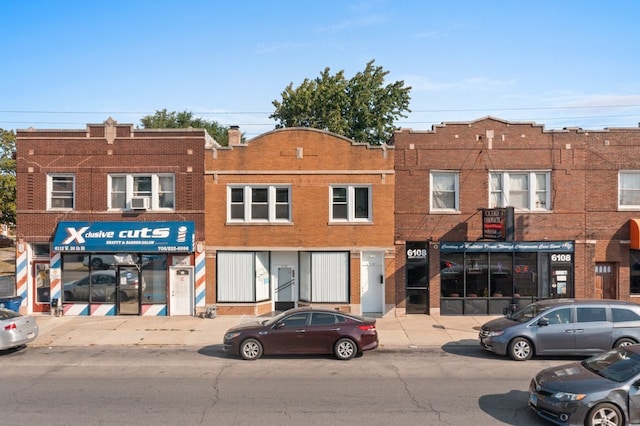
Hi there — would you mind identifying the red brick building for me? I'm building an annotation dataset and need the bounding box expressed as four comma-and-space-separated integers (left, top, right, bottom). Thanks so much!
392, 117, 640, 315
204, 127, 396, 316
15, 118, 208, 316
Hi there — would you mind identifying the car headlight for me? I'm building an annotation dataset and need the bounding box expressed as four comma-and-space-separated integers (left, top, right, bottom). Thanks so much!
487, 330, 505, 337
553, 392, 586, 402
224, 332, 241, 340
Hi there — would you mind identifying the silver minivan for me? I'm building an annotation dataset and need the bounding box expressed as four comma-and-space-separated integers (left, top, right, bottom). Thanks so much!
479, 299, 640, 361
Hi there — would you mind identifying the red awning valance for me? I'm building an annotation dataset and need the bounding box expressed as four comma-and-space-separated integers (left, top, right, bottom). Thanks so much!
631, 219, 640, 250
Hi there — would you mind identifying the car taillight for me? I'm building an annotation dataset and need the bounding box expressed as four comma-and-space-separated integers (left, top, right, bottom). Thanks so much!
358, 324, 376, 331
4, 322, 17, 331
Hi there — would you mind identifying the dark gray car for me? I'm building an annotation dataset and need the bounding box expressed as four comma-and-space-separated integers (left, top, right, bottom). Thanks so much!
529, 345, 640, 425
479, 299, 640, 361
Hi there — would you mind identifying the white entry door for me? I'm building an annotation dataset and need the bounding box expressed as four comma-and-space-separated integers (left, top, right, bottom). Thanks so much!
170, 267, 193, 315
361, 251, 384, 314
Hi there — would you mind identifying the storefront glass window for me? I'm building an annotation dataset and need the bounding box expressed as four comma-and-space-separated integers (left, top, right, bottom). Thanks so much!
62, 254, 106, 303
465, 253, 488, 297
490, 253, 513, 297
141, 255, 168, 303
514, 252, 537, 297
440, 253, 464, 297
631, 251, 640, 295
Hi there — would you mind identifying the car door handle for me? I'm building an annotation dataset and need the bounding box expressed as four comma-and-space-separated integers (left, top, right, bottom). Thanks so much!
330, 328, 341, 331
574, 329, 584, 333
564, 329, 574, 333
295, 329, 306, 333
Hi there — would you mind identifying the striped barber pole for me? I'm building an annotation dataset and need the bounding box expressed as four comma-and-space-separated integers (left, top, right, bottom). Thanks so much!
15, 248, 28, 309
195, 250, 206, 308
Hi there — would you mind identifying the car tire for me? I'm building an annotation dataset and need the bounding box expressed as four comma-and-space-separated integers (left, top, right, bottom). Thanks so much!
334, 338, 357, 360
508, 337, 533, 361
240, 338, 263, 360
90, 258, 104, 269
108, 291, 127, 302
614, 337, 636, 348
586, 402, 623, 426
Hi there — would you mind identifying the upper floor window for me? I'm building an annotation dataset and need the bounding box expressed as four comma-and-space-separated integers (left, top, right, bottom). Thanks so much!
330, 185, 371, 222
430, 171, 459, 212
490, 171, 550, 211
619, 171, 640, 209
47, 174, 75, 210
108, 174, 175, 211
228, 185, 291, 223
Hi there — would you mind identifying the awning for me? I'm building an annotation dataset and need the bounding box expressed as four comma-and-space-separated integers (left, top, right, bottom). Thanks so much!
631, 219, 640, 250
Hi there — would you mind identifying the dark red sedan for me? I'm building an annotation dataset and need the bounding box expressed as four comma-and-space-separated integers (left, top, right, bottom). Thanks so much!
223, 307, 378, 360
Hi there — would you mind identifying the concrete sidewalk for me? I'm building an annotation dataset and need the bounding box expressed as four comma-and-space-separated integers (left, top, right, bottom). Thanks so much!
29, 313, 499, 350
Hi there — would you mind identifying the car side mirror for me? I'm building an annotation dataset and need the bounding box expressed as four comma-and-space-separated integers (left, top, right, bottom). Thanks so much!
274, 322, 285, 329
537, 317, 549, 327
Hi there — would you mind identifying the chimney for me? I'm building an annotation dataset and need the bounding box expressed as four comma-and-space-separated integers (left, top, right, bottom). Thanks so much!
228, 125, 241, 146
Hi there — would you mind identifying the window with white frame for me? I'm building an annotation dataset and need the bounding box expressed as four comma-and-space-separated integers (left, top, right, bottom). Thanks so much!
619, 171, 640, 209
217, 251, 270, 302
330, 185, 371, 222
108, 174, 175, 210
227, 185, 291, 223
299, 252, 349, 303
47, 174, 75, 210
490, 171, 551, 211
430, 171, 459, 211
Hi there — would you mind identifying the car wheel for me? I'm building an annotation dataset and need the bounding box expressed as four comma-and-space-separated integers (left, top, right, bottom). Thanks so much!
586, 402, 623, 426
614, 337, 636, 348
334, 338, 357, 360
508, 337, 533, 361
107, 291, 127, 302
240, 338, 263, 360
90, 258, 104, 269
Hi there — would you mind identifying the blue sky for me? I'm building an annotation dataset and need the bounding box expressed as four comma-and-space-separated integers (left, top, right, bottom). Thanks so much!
2, 0, 639, 139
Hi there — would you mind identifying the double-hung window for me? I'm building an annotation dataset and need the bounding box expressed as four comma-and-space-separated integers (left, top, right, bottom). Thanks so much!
47, 174, 75, 210
108, 174, 175, 211
619, 171, 640, 209
490, 171, 551, 211
430, 171, 459, 212
227, 185, 291, 223
330, 185, 371, 222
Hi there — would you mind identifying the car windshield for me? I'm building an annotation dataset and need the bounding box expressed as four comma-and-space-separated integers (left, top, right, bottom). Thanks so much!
582, 348, 640, 382
509, 304, 553, 323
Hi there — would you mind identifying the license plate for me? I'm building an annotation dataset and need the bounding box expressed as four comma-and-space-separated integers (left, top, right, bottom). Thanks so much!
529, 393, 537, 407
27, 332, 35, 339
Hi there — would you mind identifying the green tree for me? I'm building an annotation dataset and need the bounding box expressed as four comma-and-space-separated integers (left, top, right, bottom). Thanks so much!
271, 60, 411, 145
139, 109, 234, 146
0, 129, 16, 227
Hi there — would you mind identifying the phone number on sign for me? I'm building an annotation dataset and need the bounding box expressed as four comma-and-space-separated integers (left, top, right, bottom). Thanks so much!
157, 246, 190, 252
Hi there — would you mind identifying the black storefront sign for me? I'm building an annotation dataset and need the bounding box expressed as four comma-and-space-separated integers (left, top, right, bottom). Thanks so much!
482, 207, 514, 241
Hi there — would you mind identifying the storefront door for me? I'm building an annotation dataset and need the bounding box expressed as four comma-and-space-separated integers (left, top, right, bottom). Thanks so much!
361, 251, 384, 314
33, 262, 51, 313
275, 266, 295, 311
117, 266, 140, 315
170, 267, 193, 315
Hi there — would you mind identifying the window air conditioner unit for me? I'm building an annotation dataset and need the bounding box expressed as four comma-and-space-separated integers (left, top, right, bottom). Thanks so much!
131, 197, 150, 210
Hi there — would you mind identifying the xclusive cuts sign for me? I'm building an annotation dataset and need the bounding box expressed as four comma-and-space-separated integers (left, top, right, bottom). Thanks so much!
52, 221, 195, 253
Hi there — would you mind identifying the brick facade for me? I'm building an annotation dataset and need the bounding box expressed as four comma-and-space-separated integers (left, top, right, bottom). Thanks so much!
16, 120, 207, 241
392, 116, 640, 314
204, 127, 396, 315
15, 118, 208, 315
